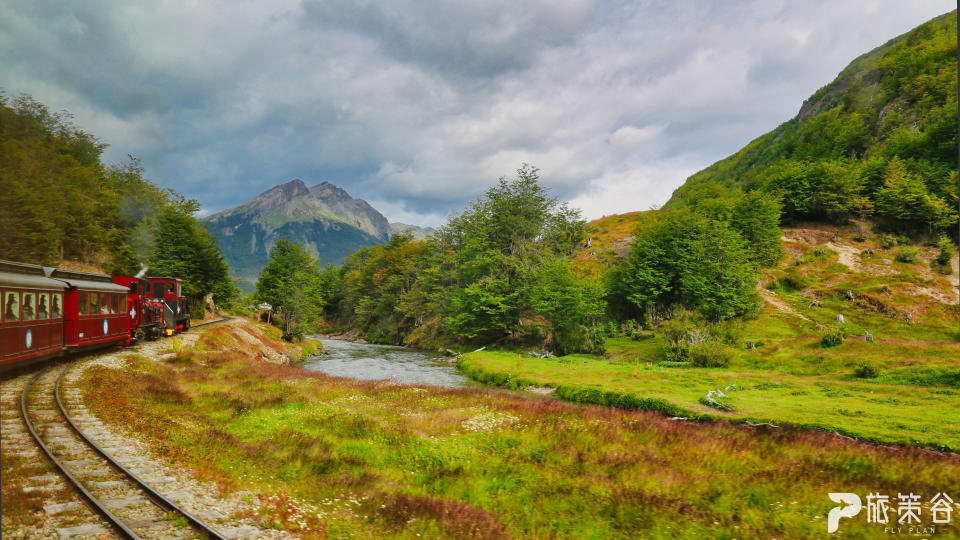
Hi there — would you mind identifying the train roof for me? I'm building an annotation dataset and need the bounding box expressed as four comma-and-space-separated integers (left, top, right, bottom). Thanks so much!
51, 268, 129, 293
0, 259, 66, 291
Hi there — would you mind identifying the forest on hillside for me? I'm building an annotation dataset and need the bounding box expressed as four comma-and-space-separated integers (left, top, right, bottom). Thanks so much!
668, 11, 958, 239
0, 92, 236, 311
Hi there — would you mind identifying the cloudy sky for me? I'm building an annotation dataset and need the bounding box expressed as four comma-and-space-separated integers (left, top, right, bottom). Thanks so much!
1, 1, 954, 225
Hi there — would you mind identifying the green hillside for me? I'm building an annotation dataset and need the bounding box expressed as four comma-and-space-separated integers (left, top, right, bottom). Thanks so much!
0, 92, 236, 310
667, 11, 957, 237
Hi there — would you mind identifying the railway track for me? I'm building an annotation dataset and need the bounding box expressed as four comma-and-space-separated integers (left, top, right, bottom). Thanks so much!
16, 336, 233, 538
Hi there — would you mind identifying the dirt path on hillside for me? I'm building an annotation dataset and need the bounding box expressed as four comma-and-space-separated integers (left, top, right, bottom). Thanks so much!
758, 288, 817, 325
826, 241, 861, 272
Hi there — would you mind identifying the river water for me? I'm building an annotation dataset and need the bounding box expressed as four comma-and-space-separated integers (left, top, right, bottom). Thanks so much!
301, 338, 473, 388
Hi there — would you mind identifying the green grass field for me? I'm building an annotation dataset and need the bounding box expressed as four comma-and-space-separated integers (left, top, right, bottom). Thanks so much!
76, 322, 960, 539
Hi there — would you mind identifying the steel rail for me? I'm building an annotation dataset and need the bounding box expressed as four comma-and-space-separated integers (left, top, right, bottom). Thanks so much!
54, 364, 229, 540
20, 368, 141, 539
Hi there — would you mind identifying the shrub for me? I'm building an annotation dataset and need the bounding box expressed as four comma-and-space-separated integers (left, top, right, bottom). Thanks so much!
821, 327, 846, 348
620, 319, 647, 340
778, 273, 808, 291
878, 234, 898, 249
798, 247, 835, 265
690, 341, 733, 368
895, 246, 920, 263
935, 237, 954, 266
853, 363, 880, 378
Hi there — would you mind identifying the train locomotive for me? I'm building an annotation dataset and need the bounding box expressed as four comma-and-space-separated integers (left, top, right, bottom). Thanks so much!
0, 259, 192, 369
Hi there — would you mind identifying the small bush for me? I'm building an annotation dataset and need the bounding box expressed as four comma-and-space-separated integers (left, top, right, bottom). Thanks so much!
935, 237, 954, 266
878, 234, 898, 249
778, 274, 808, 291
690, 341, 733, 368
798, 247, 835, 265
821, 327, 846, 348
895, 246, 920, 263
662, 343, 690, 362
853, 363, 880, 379
620, 319, 647, 340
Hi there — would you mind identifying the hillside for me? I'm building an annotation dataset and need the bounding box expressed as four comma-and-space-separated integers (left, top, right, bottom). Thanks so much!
0, 93, 235, 309
666, 10, 957, 236
205, 179, 391, 291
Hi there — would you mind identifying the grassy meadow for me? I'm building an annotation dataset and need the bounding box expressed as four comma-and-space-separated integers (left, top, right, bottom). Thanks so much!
489, 219, 960, 450
76, 321, 960, 539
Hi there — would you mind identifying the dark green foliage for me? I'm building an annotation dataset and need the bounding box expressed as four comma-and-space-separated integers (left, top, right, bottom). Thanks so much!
0, 92, 238, 310
878, 234, 899, 249
935, 236, 955, 266
821, 327, 847, 348
853, 363, 881, 379
255, 239, 325, 340
666, 12, 958, 238
325, 166, 603, 353
689, 341, 733, 368
150, 207, 238, 312
526, 259, 606, 354
894, 246, 920, 263
617, 210, 759, 321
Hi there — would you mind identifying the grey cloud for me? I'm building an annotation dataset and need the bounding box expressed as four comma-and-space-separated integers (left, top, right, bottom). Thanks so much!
0, 0, 954, 226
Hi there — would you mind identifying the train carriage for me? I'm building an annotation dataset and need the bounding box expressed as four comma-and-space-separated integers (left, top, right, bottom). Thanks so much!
0, 260, 67, 368
50, 269, 130, 350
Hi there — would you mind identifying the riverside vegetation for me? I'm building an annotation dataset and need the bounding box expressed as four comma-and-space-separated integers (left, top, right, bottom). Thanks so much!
77, 320, 960, 539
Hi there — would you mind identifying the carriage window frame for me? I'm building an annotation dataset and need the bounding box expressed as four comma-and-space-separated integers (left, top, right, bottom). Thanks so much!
167, 282, 176, 296
100, 293, 110, 314
37, 292, 50, 320
79, 292, 90, 315
3, 289, 19, 322
21, 292, 36, 321
119, 295, 127, 313
51, 293, 62, 319
89, 292, 100, 315
111, 294, 119, 314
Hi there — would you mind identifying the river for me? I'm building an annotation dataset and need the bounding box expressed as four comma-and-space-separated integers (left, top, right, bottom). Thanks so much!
301, 338, 473, 388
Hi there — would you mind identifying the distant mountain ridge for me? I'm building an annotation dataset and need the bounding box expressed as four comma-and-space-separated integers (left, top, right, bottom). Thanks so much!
204, 178, 431, 291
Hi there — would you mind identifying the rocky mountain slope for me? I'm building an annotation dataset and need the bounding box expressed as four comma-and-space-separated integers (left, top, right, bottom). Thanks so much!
205, 179, 416, 291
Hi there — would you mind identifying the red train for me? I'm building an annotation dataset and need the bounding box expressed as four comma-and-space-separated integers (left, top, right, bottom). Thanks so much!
0, 259, 191, 370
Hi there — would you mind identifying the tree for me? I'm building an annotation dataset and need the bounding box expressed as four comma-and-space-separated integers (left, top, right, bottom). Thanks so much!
526, 259, 606, 354
618, 211, 758, 321
150, 206, 237, 312
255, 239, 324, 340
434, 164, 587, 343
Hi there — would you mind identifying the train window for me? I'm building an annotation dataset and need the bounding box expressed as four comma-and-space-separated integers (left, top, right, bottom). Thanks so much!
100, 294, 110, 314
89, 293, 99, 315
167, 282, 175, 296
51, 293, 62, 319
79, 292, 89, 315
119, 295, 126, 313
22, 292, 36, 321
3, 290, 18, 321
37, 293, 50, 320
111, 294, 119, 314
129, 282, 139, 295
153, 281, 164, 299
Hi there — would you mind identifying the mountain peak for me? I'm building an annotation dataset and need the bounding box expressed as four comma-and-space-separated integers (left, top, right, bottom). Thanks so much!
274, 178, 310, 198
